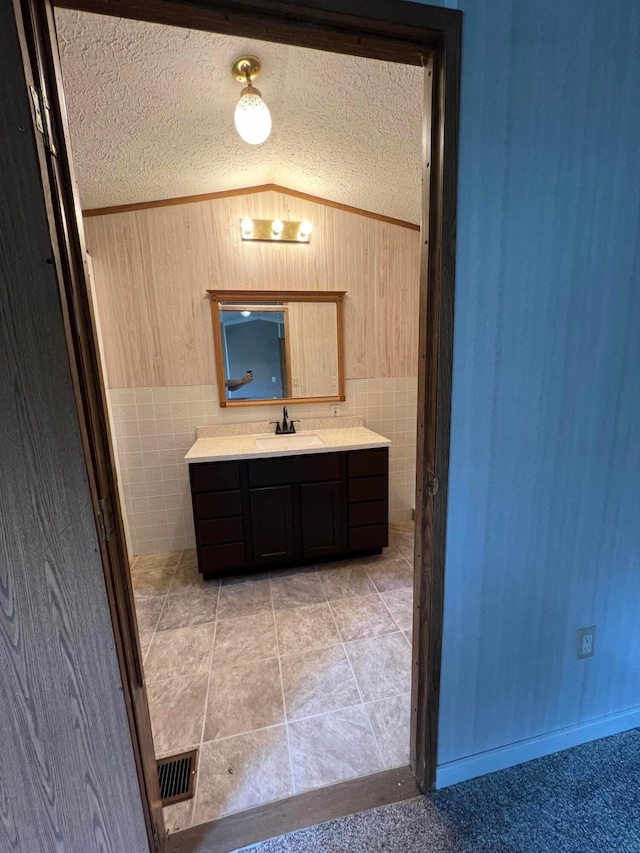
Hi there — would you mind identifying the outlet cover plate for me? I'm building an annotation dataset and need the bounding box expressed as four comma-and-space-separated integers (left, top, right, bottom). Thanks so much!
577, 625, 596, 659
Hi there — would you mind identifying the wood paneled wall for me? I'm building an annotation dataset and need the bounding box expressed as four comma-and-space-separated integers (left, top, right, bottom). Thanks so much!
0, 9, 148, 850
288, 301, 339, 397
84, 190, 420, 389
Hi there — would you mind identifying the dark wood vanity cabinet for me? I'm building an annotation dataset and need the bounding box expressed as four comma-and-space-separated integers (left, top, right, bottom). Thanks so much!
189, 447, 388, 578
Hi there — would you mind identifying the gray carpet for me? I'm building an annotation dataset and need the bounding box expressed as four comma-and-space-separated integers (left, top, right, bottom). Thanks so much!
245, 728, 640, 852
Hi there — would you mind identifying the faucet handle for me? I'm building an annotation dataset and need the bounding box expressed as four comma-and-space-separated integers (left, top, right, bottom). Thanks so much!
269, 420, 282, 434
289, 420, 301, 434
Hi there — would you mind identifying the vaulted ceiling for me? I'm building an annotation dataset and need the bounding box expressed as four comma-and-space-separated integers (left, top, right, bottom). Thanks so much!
55, 10, 423, 223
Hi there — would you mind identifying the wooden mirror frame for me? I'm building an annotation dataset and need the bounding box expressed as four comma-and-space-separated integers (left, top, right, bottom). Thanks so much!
208, 289, 347, 407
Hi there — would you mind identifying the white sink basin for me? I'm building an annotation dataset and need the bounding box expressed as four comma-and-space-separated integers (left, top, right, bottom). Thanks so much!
255, 433, 325, 451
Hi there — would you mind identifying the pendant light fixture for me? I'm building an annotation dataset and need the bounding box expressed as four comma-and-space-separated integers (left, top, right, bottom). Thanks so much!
231, 56, 272, 145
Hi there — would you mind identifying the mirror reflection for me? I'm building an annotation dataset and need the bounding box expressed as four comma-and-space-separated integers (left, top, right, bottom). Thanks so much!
209, 291, 345, 407
220, 307, 289, 399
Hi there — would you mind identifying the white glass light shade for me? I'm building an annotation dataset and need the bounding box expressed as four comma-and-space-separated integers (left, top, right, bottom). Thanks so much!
234, 88, 272, 145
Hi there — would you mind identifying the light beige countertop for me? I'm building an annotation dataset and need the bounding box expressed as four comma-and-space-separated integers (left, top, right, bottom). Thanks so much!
185, 417, 390, 463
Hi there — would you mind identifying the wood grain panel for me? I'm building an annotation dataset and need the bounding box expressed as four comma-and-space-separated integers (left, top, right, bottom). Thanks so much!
0, 8, 148, 849
288, 301, 339, 397
84, 190, 420, 388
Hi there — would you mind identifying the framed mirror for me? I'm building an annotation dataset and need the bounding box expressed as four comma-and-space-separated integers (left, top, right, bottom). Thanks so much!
208, 290, 346, 407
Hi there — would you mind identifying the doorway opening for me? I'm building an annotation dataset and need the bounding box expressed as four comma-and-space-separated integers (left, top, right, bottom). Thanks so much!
18, 0, 460, 849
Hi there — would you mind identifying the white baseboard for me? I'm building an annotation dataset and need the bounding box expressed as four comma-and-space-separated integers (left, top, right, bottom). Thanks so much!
436, 705, 640, 789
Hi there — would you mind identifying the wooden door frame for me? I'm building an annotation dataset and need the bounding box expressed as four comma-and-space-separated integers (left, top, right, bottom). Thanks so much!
21, 0, 461, 847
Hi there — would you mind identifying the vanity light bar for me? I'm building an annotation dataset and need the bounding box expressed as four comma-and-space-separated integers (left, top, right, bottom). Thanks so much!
240, 218, 312, 243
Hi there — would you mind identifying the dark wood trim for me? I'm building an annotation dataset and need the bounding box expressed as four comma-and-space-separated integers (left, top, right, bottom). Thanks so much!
82, 183, 270, 216
410, 20, 462, 790
167, 767, 420, 853
54, 0, 449, 63
82, 183, 421, 231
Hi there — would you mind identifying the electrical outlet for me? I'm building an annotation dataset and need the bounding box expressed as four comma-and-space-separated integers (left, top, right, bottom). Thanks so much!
577, 625, 596, 659
331, 405, 339, 417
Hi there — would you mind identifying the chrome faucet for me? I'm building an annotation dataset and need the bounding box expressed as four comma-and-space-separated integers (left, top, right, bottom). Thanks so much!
270, 406, 300, 435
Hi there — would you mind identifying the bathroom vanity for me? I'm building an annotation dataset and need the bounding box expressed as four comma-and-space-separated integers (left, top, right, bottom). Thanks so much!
185, 421, 390, 579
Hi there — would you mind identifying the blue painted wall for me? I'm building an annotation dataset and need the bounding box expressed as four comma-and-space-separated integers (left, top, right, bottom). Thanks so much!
428, 0, 640, 780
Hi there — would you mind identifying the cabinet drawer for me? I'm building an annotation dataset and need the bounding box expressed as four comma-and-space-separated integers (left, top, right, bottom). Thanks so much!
348, 475, 388, 503
197, 542, 246, 572
197, 517, 243, 546
249, 452, 342, 487
195, 490, 242, 519
297, 453, 343, 484
349, 523, 388, 552
348, 448, 388, 478
190, 461, 240, 493
349, 499, 388, 528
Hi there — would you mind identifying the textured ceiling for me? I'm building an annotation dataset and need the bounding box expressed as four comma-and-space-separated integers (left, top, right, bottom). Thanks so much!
55, 10, 423, 222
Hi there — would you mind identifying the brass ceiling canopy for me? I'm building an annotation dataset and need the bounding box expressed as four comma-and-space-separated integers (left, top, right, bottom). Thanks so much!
231, 56, 271, 145
231, 56, 263, 84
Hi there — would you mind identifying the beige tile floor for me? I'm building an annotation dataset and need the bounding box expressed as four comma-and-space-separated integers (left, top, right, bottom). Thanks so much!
132, 522, 415, 834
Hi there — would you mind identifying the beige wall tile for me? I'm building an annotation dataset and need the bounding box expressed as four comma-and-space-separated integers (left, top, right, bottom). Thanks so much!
108, 375, 418, 554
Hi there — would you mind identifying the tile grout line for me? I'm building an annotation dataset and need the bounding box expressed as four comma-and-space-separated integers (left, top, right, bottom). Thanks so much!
360, 545, 414, 634
135, 551, 182, 667
142, 592, 167, 668
190, 614, 217, 829
189, 560, 222, 827
374, 585, 408, 635
355, 556, 414, 766
193, 688, 410, 750
324, 588, 387, 771
269, 574, 297, 797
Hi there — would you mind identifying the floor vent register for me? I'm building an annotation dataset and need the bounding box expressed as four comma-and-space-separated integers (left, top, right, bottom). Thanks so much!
157, 749, 198, 805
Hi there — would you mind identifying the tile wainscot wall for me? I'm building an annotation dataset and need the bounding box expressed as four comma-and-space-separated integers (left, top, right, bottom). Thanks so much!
110, 377, 417, 555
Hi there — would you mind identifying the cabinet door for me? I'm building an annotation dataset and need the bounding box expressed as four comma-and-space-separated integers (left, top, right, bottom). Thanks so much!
249, 485, 297, 564
299, 480, 344, 559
